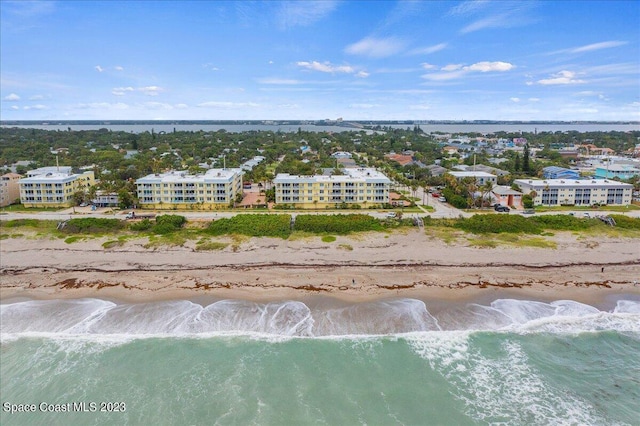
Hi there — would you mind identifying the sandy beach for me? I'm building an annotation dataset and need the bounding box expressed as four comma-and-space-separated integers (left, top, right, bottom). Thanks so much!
1, 228, 638, 306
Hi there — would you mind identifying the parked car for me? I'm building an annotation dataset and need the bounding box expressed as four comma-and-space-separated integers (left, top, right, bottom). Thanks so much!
439, 197, 447, 202
494, 205, 510, 212
386, 212, 397, 218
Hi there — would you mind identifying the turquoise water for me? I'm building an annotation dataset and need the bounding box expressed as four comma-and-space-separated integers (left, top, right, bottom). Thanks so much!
1, 298, 639, 425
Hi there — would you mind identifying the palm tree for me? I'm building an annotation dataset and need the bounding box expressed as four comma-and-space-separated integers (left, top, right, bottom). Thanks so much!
480, 181, 494, 208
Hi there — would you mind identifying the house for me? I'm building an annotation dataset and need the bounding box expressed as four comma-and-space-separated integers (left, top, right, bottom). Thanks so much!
135, 168, 243, 210
426, 164, 448, 177
274, 168, 390, 209
385, 153, 415, 166
543, 166, 581, 180
92, 191, 119, 207
448, 171, 497, 186
514, 178, 633, 206
19, 169, 95, 208
0, 173, 21, 207
491, 186, 523, 209
389, 192, 411, 207
331, 151, 352, 159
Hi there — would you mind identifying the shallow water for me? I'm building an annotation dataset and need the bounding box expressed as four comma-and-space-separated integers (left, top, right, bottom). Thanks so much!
1, 297, 639, 425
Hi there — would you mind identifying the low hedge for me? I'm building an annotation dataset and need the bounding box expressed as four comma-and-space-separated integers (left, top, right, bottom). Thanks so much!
294, 214, 384, 234
63, 218, 124, 234
207, 214, 291, 238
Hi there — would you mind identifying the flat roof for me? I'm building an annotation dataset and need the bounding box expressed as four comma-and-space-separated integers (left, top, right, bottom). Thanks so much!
274, 168, 390, 184
136, 168, 243, 184
514, 178, 632, 188
449, 171, 496, 178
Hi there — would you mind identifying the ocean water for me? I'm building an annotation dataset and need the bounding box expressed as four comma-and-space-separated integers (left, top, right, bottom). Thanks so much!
1, 297, 639, 425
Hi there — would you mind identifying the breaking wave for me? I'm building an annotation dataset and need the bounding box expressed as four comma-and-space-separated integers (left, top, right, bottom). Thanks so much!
1, 297, 638, 340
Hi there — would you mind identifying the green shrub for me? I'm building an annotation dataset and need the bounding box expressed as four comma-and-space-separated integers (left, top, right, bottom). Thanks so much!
155, 215, 186, 228
207, 214, 291, 238
608, 215, 640, 230
152, 222, 179, 235
1, 219, 41, 228
522, 194, 534, 209
63, 218, 124, 234
294, 214, 384, 234
442, 188, 468, 209
321, 235, 336, 243
530, 215, 593, 231
130, 219, 152, 231
455, 214, 542, 234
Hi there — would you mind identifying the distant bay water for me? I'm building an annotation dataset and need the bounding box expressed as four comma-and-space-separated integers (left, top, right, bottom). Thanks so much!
2, 122, 639, 134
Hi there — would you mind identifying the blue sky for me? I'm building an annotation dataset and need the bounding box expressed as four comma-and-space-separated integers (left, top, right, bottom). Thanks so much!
1, 0, 639, 121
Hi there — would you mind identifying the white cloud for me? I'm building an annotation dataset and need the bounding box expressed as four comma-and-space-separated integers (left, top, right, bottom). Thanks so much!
510, 97, 520, 102
466, 61, 514, 72
449, 0, 491, 16
277, 1, 338, 28
256, 78, 301, 85
75, 102, 129, 110
297, 61, 355, 74
570, 40, 628, 53
345, 37, 405, 58
175, 103, 189, 109
139, 86, 164, 96
95, 65, 104, 73
421, 63, 437, 70
23, 104, 48, 110
11, 105, 19, 110
3, 93, 20, 101
355, 71, 369, 78
423, 70, 467, 81
529, 98, 540, 102
29, 95, 45, 100
536, 70, 585, 85
441, 64, 463, 71
114, 66, 124, 71
112, 86, 135, 96
202, 63, 220, 71
423, 61, 514, 81
409, 43, 448, 55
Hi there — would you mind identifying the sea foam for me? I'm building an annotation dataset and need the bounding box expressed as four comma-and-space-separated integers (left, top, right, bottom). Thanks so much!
1, 297, 639, 340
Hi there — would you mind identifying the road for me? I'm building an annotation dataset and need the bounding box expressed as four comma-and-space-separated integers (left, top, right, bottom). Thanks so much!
1, 198, 638, 221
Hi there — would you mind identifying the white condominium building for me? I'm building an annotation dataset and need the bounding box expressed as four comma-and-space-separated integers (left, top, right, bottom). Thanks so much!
274, 168, 391, 208
19, 169, 95, 208
135, 168, 243, 209
514, 178, 633, 206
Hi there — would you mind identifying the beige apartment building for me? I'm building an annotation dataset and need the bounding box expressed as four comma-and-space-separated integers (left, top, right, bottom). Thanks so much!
135, 168, 243, 209
1, 173, 22, 207
19, 168, 95, 208
514, 178, 633, 206
273, 168, 391, 209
